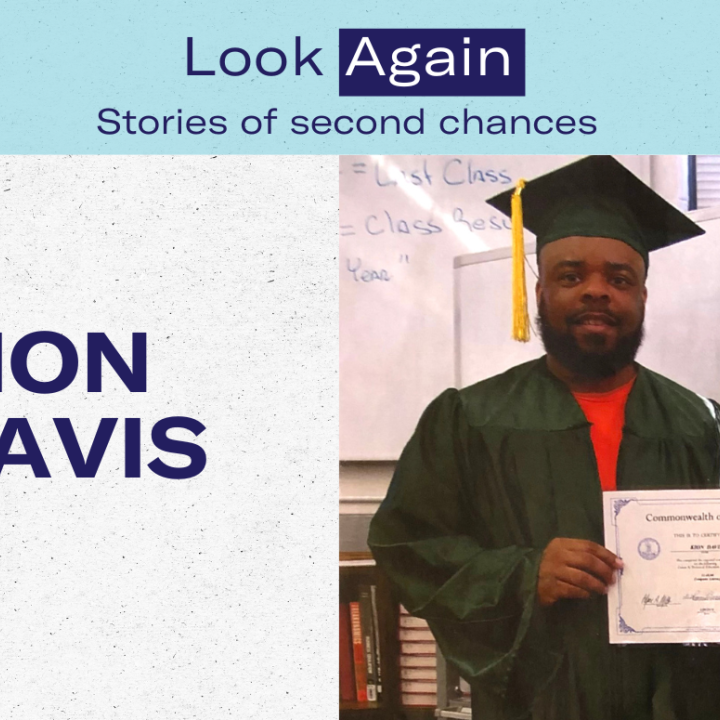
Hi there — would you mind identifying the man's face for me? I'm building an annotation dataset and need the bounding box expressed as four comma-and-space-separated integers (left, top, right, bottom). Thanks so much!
536, 235, 648, 379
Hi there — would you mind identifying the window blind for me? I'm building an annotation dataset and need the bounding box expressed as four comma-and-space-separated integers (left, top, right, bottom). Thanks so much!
695, 155, 720, 209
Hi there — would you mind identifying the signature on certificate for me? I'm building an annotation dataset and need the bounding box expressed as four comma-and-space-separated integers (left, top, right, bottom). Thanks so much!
641, 594, 673, 608
684, 592, 720, 601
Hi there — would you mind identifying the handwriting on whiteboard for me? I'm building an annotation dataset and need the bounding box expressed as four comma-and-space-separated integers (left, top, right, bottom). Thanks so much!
341, 208, 511, 238
346, 258, 395, 283
340, 156, 522, 283
349, 158, 513, 188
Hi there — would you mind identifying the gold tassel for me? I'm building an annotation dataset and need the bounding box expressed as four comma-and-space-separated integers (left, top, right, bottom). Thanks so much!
511, 178, 530, 342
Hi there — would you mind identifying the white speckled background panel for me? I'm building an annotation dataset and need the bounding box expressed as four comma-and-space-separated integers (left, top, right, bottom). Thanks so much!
0, 156, 337, 719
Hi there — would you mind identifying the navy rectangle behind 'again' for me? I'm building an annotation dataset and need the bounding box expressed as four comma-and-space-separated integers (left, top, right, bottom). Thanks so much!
339, 29, 525, 97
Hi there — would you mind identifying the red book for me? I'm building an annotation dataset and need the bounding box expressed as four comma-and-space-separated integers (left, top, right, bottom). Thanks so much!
349, 601, 368, 702
339, 604, 355, 702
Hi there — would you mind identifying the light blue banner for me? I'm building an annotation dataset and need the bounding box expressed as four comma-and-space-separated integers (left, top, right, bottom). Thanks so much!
1, 0, 717, 153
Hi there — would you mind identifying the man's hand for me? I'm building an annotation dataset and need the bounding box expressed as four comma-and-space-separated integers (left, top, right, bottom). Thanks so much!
537, 538, 623, 606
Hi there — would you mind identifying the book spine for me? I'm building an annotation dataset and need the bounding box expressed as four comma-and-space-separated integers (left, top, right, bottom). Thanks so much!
400, 641, 437, 655
349, 601, 368, 703
401, 667, 437, 681
399, 654, 436, 668
370, 584, 382, 697
339, 603, 355, 702
401, 692, 438, 707
359, 586, 377, 702
399, 614, 431, 628
402, 680, 439, 693
398, 627, 435, 642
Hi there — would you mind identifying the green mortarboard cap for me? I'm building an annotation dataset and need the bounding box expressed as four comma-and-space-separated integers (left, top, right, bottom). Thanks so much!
486, 155, 705, 267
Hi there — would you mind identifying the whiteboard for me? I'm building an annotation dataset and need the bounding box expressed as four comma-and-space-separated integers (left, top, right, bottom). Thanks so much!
456, 211, 720, 402
340, 155, 651, 460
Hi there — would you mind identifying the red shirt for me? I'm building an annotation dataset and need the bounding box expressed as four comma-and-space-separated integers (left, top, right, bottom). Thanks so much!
572, 377, 636, 492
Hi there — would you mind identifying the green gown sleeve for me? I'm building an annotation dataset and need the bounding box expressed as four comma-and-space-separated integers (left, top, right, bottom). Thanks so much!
367, 388, 563, 715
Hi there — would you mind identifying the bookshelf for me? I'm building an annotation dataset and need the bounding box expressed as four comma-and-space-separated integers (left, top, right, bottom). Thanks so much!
339, 551, 436, 720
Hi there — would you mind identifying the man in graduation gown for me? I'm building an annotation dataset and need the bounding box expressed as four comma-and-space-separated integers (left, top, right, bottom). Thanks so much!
367, 156, 720, 720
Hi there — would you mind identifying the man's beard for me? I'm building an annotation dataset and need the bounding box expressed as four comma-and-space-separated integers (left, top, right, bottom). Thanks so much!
537, 298, 645, 380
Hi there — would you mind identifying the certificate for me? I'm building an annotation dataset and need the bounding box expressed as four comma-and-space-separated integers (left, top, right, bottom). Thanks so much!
604, 489, 720, 644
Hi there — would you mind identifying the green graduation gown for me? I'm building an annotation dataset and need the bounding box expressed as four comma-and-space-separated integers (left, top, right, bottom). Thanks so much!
368, 358, 720, 720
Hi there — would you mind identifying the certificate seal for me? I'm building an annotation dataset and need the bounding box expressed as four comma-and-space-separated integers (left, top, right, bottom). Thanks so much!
638, 538, 661, 560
